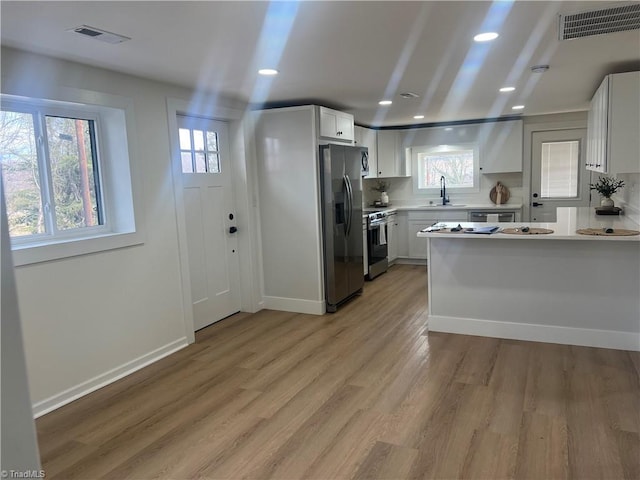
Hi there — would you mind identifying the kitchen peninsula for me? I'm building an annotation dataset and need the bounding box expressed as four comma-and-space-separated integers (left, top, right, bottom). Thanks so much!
418, 207, 640, 351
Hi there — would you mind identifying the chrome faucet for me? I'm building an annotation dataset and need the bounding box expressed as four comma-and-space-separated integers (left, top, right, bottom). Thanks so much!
440, 175, 449, 205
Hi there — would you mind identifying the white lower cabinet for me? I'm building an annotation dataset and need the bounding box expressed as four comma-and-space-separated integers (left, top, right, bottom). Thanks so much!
387, 213, 398, 263
408, 210, 467, 260
396, 212, 408, 259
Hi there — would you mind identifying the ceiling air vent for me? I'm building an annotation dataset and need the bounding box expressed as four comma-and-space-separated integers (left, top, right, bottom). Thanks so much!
68, 25, 131, 44
399, 92, 420, 99
559, 3, 640, 40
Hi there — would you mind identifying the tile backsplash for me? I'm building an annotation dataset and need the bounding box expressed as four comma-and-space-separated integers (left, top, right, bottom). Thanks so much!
363, 173, 523, 207
615, 172, 640, 223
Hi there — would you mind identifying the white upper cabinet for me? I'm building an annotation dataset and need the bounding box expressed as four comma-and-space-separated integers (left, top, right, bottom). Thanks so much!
586, 76, 609, 173
479, 120, 523, 173
319, 106, 354, 143
587, 71, 640, 174
354, 125, 378, 179
377, 130, 411, 177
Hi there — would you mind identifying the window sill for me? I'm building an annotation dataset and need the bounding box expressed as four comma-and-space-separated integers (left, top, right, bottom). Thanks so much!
11, 230, 145, 267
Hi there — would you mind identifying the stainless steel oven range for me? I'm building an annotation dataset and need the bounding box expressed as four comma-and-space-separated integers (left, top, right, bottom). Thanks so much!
366, 211, 389, 280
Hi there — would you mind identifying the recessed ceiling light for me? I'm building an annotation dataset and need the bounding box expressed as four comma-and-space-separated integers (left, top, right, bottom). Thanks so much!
379, 100, 392, 106
258, 69, 278, 76
512, 105, 525, 110
499, 87, 516, 92
413, 115, 425, 119
444, 127, 453, 131
473, 32, 499, 42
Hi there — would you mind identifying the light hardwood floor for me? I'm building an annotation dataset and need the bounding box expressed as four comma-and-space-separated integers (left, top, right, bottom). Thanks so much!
36, 264, 640, 479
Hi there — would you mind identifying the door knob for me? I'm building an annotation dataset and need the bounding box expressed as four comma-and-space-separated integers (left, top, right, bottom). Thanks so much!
229, 226, 238, 234
532, 202, 544, 207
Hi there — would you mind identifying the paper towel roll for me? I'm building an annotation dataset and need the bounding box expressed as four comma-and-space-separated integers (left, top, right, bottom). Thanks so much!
487, 214, 500, 223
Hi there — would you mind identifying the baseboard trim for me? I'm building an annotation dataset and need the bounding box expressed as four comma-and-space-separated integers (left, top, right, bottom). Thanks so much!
33, 337, 189, 418
428, 315, 640, 351
263, 296, 325, 315
393, 258, 426, 266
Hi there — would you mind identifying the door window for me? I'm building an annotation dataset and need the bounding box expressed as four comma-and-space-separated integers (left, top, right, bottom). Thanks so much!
540, 141, 580, 198
178, 125, 221, 174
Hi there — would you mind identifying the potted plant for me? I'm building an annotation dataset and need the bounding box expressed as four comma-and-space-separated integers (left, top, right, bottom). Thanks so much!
590, 176, 625, 208
371, 180, 390, 205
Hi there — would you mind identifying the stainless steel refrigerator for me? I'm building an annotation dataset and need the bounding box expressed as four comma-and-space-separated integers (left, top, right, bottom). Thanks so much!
319, 144, 366, 312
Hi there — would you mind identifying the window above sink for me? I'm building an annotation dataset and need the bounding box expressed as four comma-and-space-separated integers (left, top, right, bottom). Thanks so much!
411, 143, 480, 195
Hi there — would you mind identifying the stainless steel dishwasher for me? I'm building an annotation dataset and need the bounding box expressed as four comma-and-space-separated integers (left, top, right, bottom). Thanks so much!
468, 211, 515, 222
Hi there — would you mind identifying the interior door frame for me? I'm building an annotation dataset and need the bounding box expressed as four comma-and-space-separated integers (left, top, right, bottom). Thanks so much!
522, 115, 588, 222
166, 98, 263, 343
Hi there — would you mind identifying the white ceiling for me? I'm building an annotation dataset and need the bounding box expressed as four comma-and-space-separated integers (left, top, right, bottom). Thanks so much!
1, 1, 639, 127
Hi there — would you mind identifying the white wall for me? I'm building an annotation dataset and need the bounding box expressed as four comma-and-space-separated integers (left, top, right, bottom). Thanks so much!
1, 47, 251, 415
1, 181, 41, 473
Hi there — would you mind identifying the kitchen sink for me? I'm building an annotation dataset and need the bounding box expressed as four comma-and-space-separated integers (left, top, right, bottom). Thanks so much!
424, 204, 466, 207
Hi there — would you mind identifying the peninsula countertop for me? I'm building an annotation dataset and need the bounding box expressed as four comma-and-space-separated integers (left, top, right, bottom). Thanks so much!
417, 207, 640, 242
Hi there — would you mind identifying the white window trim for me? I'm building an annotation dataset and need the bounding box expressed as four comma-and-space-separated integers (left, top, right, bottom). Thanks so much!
2, 90, 145, 266
411, 143, 480, 196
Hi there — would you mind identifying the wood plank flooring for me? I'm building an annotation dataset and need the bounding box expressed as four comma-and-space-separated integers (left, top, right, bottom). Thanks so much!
36, 264, 640, 479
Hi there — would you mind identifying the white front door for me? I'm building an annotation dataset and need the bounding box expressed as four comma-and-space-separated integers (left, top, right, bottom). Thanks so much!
177, 115, 240, 330
530, 128, 589, 222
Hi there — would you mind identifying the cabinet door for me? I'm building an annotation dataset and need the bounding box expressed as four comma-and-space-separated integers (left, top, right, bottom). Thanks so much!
377, 130, 410, 177
377, 130, 396, 177
395, 212, 408, 258
586, 76, 609, 173
319, 106, 354, 142
479, 120, 523, 173
360, 127, 378, 179
387, 216, 398, 263
407, 211, 467, 259
408, 220, 432, 259
337, 114, 354, 142
608, 72, 640, 174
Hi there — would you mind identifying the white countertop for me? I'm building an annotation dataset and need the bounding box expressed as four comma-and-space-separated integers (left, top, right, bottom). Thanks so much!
364, 203, 522, 214
416, 207, 640, 241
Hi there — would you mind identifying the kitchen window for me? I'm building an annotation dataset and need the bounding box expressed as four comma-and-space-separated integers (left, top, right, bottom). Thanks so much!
1, 94, 143, 265
412, 143, 479, 193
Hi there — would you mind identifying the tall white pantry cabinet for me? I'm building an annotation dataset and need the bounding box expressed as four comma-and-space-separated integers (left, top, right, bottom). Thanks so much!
252, 105, 355, 316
